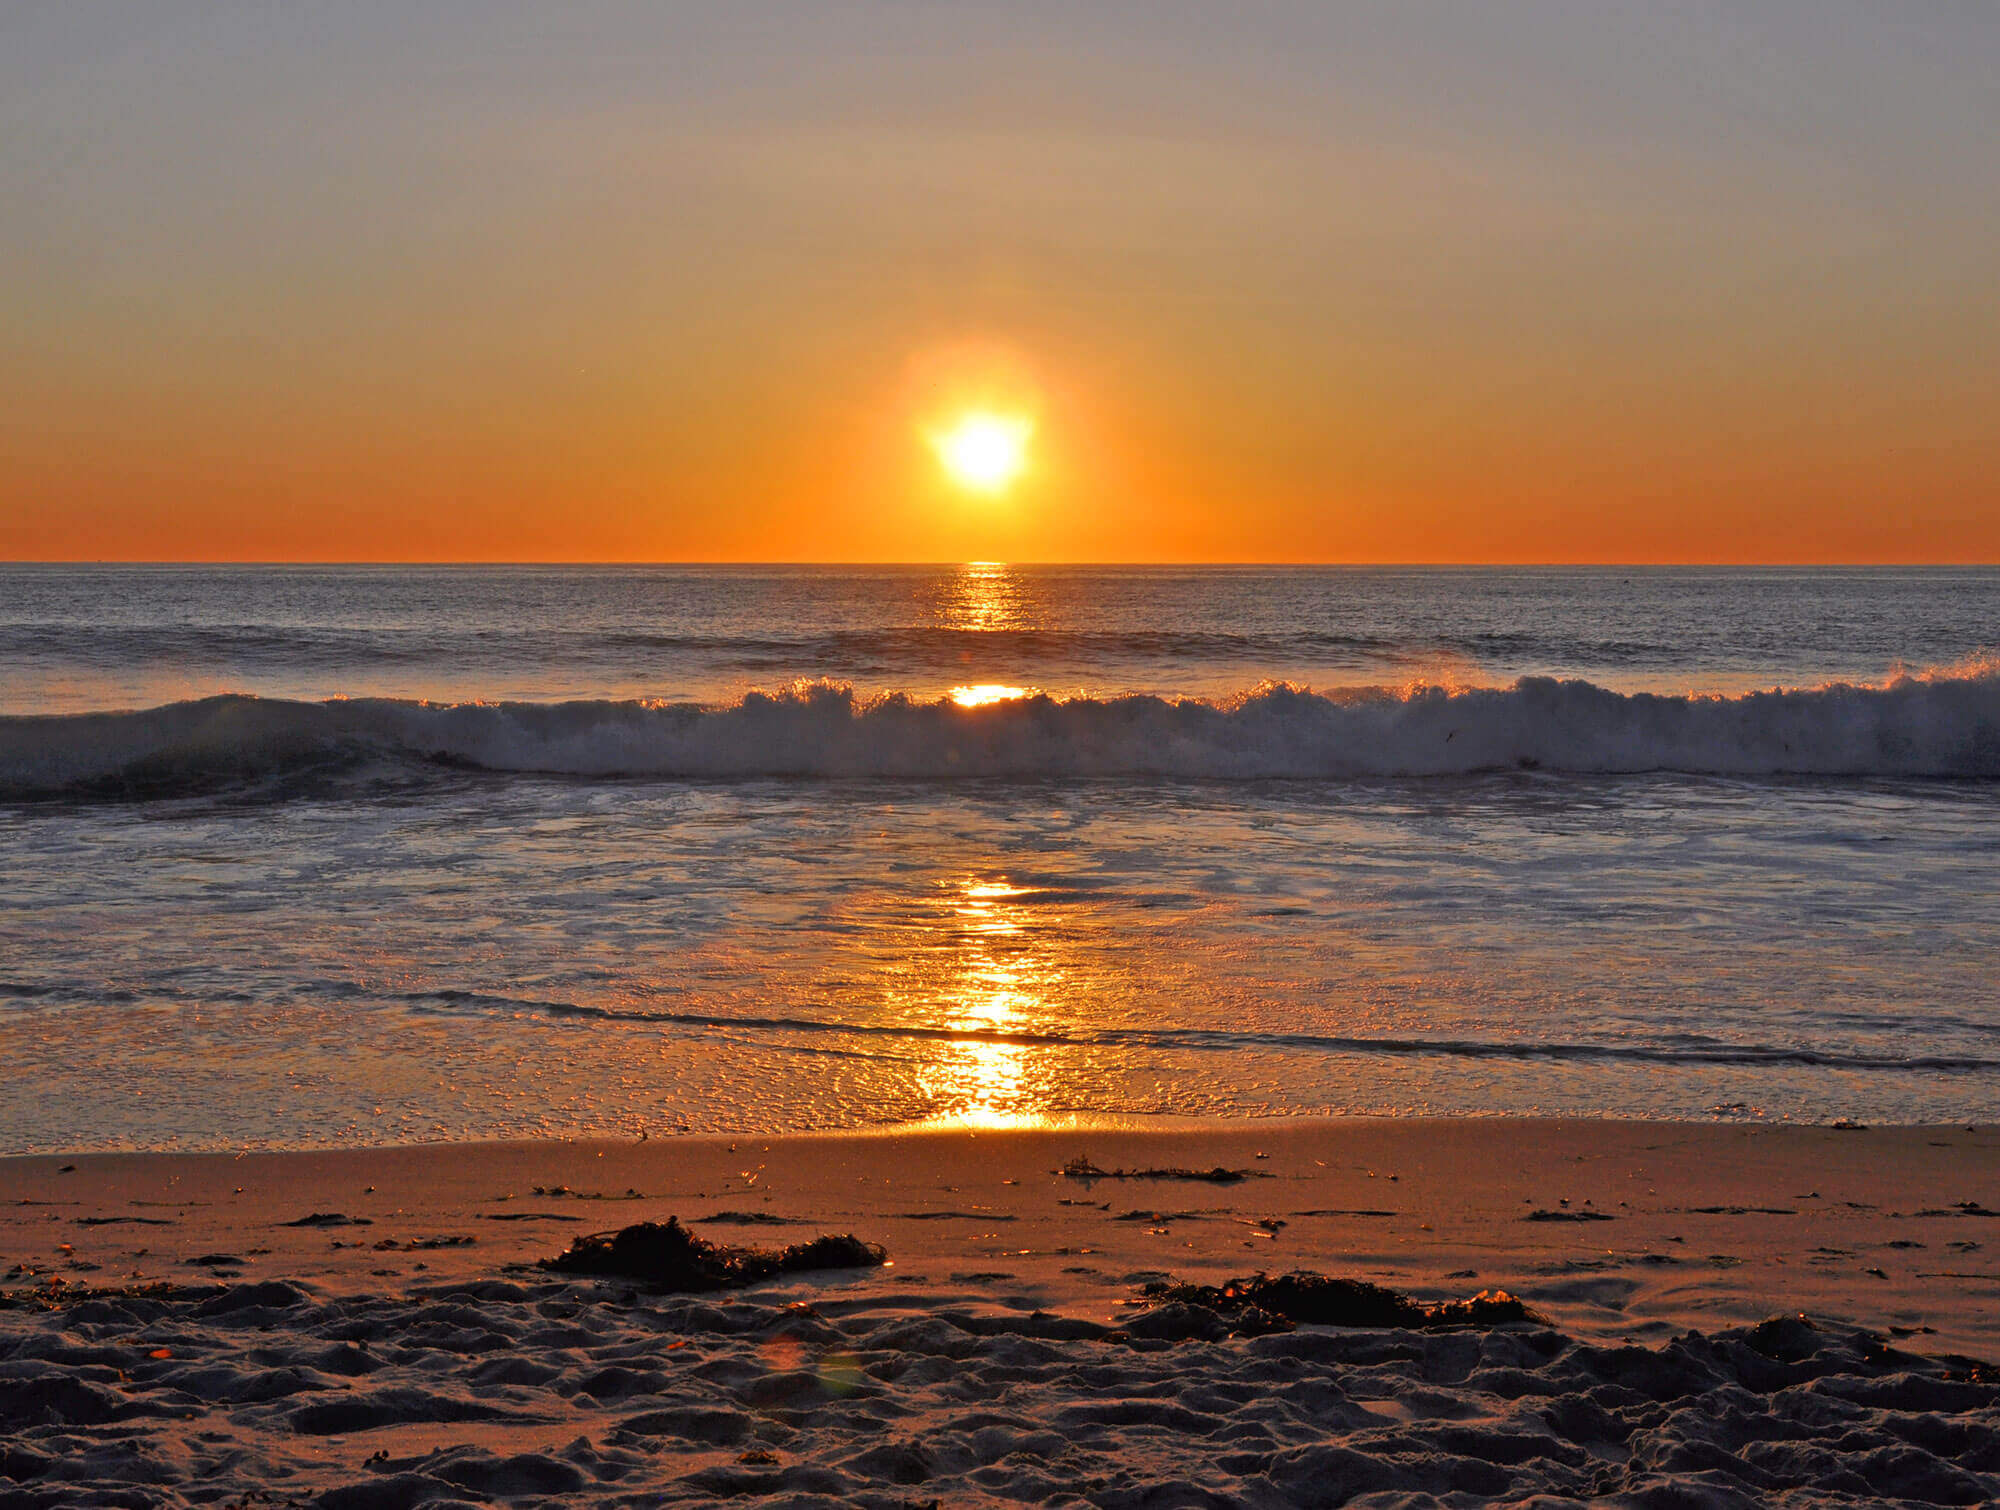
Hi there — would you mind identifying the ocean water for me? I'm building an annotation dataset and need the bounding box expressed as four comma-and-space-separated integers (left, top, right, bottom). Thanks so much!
2, 564, 1996, 1151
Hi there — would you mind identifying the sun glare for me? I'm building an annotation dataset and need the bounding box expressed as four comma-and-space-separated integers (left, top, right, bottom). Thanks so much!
949, 683, 1030, 707
930, 412, 1033, 495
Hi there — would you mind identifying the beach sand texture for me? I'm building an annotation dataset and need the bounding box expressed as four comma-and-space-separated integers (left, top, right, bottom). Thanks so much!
4, 1121, 1998, 1506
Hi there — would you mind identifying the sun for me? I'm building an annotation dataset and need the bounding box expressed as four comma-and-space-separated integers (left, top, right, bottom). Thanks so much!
929, 411, 1033, 495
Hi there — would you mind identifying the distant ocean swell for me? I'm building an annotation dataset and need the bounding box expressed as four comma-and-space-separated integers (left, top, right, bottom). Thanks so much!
3, 667, 1997, 796
0, 623, 1681, 668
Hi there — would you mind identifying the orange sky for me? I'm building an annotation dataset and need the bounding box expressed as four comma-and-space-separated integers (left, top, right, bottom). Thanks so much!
3, 6, 1996, 562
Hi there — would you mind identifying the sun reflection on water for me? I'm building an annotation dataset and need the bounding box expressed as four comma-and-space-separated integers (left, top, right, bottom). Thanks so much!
949, 683, 1030, 707
941, 561, 1022, 633
915, 877, 1053, 1128
934, 562, 1041, 710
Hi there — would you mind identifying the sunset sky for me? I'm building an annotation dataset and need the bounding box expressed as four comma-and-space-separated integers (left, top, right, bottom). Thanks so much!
3, 4, 1996, 563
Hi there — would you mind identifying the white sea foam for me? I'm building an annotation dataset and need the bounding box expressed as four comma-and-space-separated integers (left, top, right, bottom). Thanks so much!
2, 666, 1997, 794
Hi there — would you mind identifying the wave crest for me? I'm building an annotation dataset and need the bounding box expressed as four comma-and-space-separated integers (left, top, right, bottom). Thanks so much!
3, 669, 1998, 796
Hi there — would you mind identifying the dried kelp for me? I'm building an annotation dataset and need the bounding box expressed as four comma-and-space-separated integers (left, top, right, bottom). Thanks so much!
540, 1216, 885, 1290
1140, 1270, 1541, 1331
1060, 1156, 1260, 1184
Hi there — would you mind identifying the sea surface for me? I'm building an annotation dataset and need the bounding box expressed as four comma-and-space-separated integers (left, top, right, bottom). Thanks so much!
2, 564, 1997, 1151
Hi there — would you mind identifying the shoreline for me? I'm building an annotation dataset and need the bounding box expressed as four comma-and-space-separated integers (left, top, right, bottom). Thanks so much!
8, 1118, 1996, 1355
5, 1104, 1986, 1157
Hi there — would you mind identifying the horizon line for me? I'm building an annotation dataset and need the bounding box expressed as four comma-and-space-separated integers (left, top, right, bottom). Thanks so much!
5, 559, 1997, 571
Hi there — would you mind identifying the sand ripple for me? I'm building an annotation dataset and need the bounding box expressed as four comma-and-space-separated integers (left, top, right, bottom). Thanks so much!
3, 1276, 1997, 1507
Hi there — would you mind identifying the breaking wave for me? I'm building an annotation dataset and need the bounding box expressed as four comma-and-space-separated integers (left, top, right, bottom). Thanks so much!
3, 666, 1997, 797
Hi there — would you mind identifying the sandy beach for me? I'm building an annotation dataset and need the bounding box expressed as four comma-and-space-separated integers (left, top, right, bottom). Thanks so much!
5, 1119, 1997, 1505
13, 0, 2000, 1501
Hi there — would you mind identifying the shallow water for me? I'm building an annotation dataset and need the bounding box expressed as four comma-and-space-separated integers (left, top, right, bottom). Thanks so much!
1, 565, 1996, 1148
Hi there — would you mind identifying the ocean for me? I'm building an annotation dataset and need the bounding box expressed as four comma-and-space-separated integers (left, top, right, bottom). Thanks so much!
2, 563, 1996, 1150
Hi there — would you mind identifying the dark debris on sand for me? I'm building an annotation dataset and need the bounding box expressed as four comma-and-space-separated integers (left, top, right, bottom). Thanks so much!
0, 1274, 214, 1311
279, 1212, 372, 1228
1059, 1155, 1264, 1184
4, 1271, 2000, 1506
693, 1210, 802, 1226
539, 1216, 885, 1291
1524, 1207, 1616, 1223
1139, 1270, 1543, 1334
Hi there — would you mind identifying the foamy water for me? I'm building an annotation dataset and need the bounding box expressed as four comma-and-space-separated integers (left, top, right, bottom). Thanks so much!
1, 565, 1996, 1148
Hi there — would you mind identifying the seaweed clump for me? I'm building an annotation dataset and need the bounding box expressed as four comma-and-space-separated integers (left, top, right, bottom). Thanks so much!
1060, 1156, 1259, 1184
0, 1275, 200, 1312
540, 1217, 885, 1291
1141, 1271, 1541, 1331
